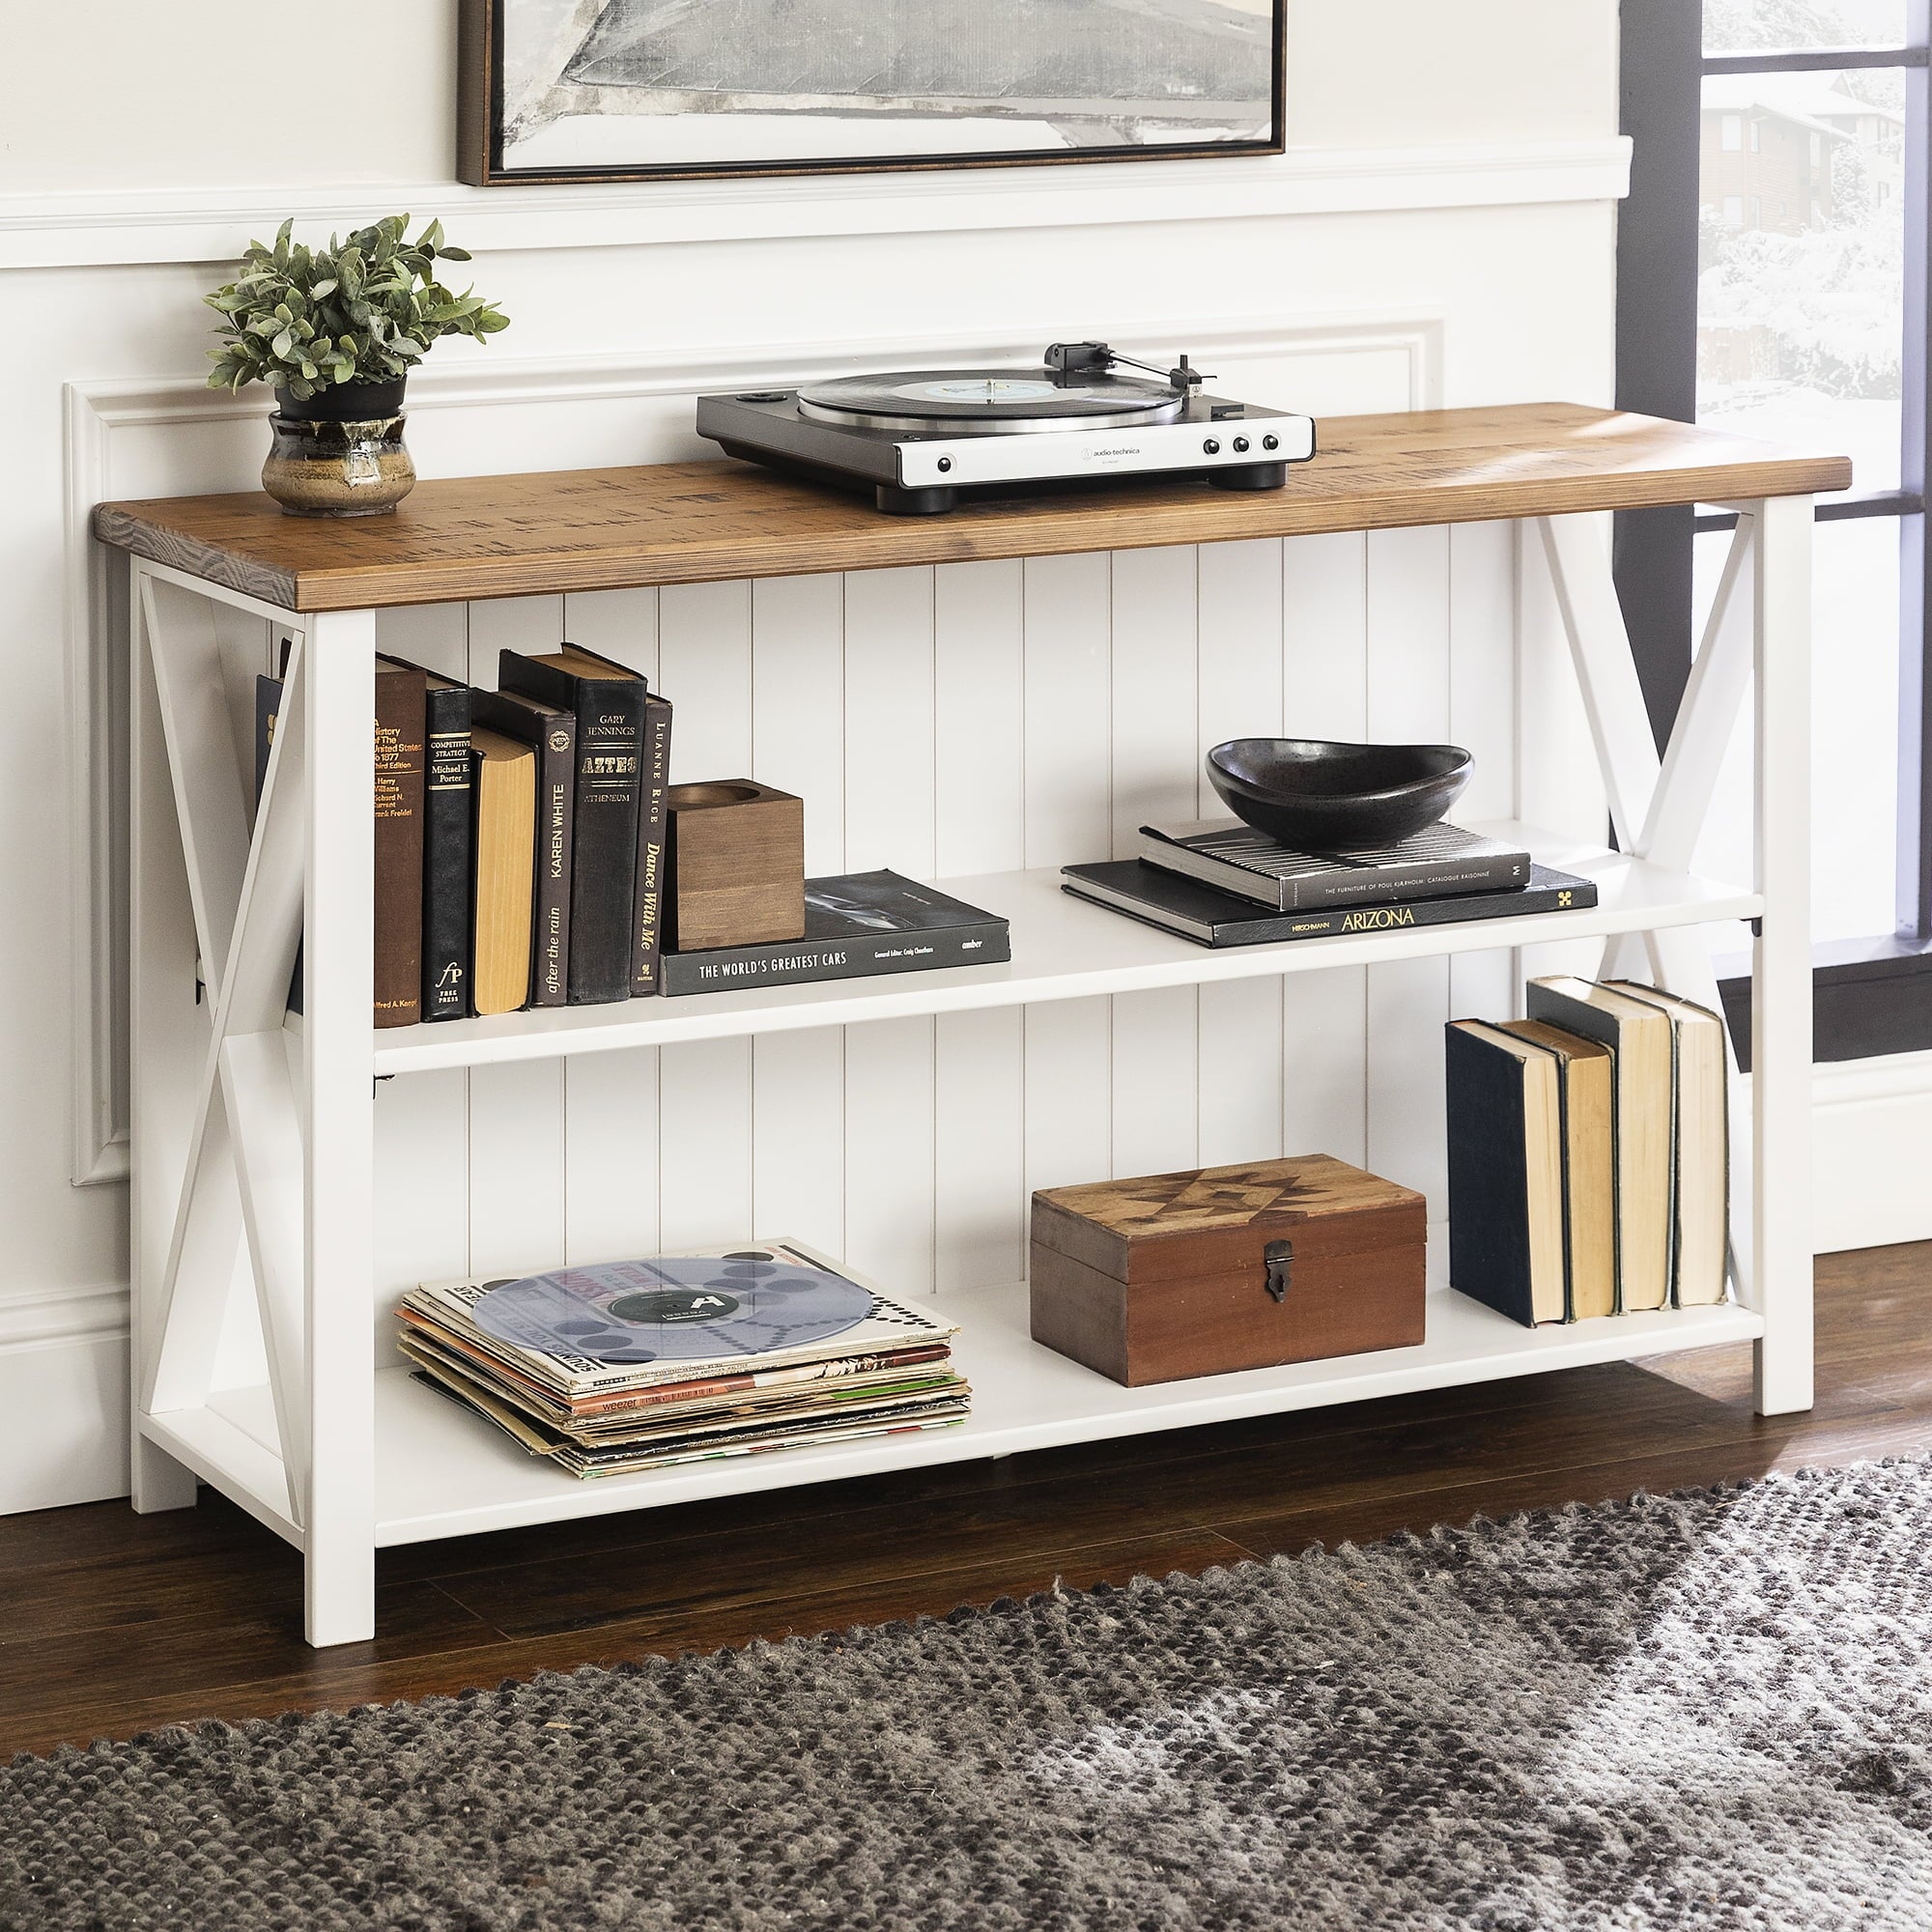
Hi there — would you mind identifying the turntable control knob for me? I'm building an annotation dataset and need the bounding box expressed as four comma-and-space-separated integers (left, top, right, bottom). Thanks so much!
1232, 437, 1250, 454
1203, 438, 1221, 455
937, 457, 952, 472
1262, 434, 1280, 452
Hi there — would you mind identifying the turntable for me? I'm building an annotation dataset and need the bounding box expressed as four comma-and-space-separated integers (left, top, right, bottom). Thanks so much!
696, 342, 1317, 515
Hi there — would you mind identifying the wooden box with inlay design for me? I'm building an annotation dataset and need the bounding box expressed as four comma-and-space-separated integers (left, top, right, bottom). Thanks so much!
1029, 1155, 1427, 1386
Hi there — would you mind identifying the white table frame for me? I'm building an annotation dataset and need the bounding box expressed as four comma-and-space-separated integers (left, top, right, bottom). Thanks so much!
126, 497, 1812, 1646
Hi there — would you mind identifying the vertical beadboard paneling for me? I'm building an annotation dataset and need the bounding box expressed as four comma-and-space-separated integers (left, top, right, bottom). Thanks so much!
1364, 526, 1454, 1225
374, 602, 469, 681
934, 1006, 1026, 1291
370, 1069, 468, 1361
1198, 538, 1288, 1167
751, 574, 846, 872
658, 582, 755, 1250
843, 566, 936, 875
1024, 997, 1112, 1198
425, 526, 1530, 1298
1281, 530, 1370, 1173
657, 1037, 753, 1247
1021, 553, 1112, 867
469, 1056, 568, 1272
562, 1048, 661, 1264
462, 594, 568, 1278
1109, 546, 1201, 1179
934, 559, 1025, 876
844, 1015, 937, 1293
562, 585, 660, 683
752, 1028, 845, 1255
933, 558, 1026, 1286
841, 567, 937, 1280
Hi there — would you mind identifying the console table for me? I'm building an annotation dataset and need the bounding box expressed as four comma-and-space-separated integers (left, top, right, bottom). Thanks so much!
96, 402, 1849, 1647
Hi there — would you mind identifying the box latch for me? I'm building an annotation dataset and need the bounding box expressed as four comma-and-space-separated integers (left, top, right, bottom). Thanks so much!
1263, 1237, 1293, 1304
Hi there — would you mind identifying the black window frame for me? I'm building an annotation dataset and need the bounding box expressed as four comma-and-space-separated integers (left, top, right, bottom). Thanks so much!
1616, 0, 1932, 1066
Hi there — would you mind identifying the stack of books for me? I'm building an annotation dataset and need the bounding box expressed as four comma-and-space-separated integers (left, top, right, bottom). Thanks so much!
1446, 977, 1730, 1326
263, 641, 673, 1029
1060, 819, 1597, 946
398, 1241, 971, 1477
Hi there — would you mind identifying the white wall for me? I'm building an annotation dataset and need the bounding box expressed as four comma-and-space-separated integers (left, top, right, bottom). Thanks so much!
0, 0, 1634, 1514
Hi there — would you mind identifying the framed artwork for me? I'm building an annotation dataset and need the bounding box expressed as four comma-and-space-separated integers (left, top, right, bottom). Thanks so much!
457, 0, 1285, 186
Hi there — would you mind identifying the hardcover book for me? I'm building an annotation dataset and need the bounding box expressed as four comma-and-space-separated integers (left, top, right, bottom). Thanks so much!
378, 658, 472, 1022
1060, 861, 1597, 947
373, 660, 427, 1029
634, 690, 673, 995
1524, 977, 1675, 1314
1605, 981, 1731, 1308
1503, 1019, 1616, 1321
1139, 818, 1531, 912
497, 643, 645, 1005
469, 725, 537, 1017
1445, 1021, 1567, 1327
662, 870, 1009, 996
471, 688, 576, 1009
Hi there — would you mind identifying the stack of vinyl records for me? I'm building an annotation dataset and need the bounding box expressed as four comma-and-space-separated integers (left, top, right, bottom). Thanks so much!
400, 1241, 969, 1478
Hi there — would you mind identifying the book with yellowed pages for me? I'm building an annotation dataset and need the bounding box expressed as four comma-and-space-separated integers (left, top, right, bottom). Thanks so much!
469, 724, 537, 1016
1524, 977, 1675, 1313
1502, 1020, 1617, 1321
1605, 981, 1730, 1307
1445, 1021, 1567, 1326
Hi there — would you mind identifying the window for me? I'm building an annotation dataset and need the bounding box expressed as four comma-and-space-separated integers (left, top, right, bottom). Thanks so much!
1750, 119, 1762, 149
1617, 0, 1932, 1063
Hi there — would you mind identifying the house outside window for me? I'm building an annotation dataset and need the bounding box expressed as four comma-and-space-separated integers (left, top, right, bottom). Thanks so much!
1618, 0, 1931, 1062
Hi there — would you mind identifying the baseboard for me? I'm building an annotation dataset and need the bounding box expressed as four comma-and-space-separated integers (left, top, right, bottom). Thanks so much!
1812, 1050, 1932, 1254
0, 1323, 129, 1515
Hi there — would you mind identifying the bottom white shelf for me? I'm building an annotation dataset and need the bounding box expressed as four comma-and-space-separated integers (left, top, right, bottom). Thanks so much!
163, 1282, 1767, 1549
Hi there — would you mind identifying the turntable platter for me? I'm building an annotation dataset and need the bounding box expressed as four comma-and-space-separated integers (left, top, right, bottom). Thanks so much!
797, 367, 1185, 435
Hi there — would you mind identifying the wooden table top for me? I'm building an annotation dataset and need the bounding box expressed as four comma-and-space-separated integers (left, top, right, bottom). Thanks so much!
94, 402, 1852, 613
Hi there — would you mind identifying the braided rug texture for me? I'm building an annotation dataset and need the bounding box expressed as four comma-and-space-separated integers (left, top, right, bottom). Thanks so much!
8, 1454, 1932, 1931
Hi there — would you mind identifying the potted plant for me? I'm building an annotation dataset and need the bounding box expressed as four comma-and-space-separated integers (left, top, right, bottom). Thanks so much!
205, 215, 509, 517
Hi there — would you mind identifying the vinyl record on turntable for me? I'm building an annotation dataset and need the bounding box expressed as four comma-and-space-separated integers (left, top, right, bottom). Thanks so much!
797, 367, 1185, 434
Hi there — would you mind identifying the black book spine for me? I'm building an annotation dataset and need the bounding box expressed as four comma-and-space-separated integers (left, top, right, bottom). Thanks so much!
420, 684, 473, 1020
497, 653, 643, 1005
631, 693, 672, 995
1444, 1026, 1539, 1328
663, 921, 1009, 997
528, 710, 576, 1008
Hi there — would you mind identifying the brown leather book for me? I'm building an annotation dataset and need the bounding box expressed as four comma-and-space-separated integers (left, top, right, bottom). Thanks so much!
373, 662, 427, 1029
469, 725, 537, 1017
1503, 1020, 1617, 1321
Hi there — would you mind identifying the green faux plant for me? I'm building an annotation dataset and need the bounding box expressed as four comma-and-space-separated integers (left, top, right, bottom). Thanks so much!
205, 215, 509, 402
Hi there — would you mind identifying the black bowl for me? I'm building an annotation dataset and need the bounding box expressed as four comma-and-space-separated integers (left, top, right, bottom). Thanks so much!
1205, 738, 1473, 850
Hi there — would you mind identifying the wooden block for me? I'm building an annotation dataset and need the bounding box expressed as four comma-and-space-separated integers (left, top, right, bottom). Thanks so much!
665, 781, 805, 952
1030, 1154, 1427, 1387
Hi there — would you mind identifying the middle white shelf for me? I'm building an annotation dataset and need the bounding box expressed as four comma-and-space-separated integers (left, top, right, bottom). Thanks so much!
357, 818, 1760, 1074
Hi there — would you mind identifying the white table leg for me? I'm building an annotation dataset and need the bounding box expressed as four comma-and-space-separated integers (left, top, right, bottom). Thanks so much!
303, 609, 378, 1644
1749, 495, 1814, 1415
128, 566, 200, 1514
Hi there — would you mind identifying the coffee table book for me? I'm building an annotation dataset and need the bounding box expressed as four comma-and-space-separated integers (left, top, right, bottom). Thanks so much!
1139, 819, 1530, 912
1062, 860, 1595, 947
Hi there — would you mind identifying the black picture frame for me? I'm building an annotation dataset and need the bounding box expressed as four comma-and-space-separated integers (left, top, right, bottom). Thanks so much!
457, 0, 1287, 187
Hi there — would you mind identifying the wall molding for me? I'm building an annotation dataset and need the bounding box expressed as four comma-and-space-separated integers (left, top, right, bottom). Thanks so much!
67, 306, 1442, 1188
2, 138, 1632, 270
0, 1281, 128, 1352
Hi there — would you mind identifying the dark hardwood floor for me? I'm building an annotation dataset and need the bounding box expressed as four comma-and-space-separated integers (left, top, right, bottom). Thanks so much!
5, 1241, 1929, 1760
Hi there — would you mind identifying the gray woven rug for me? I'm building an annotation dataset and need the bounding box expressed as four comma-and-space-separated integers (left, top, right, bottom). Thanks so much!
9, 1456, 1932, 1931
